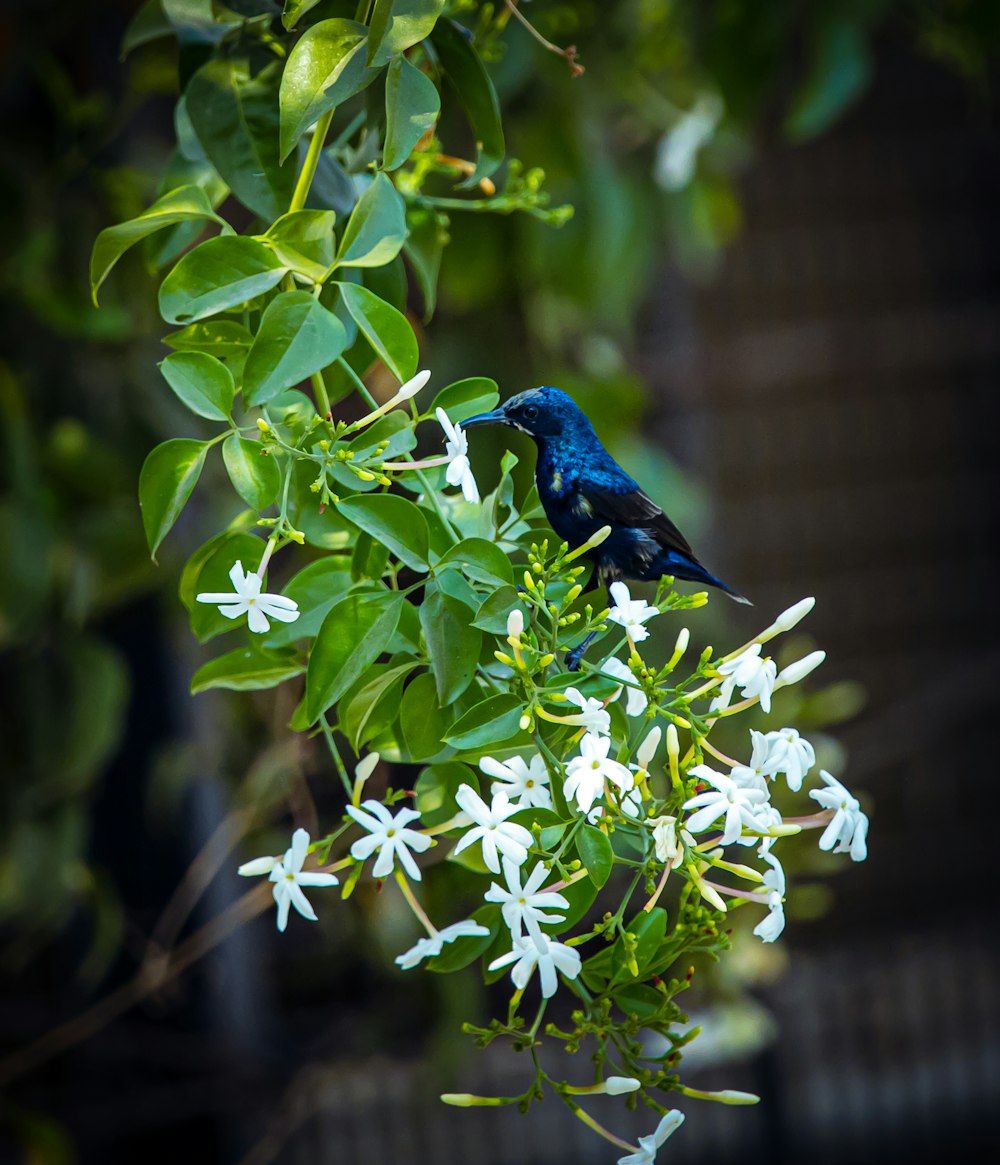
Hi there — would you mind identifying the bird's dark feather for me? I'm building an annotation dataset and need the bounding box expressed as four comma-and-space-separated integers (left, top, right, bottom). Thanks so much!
580, 481, 695, 560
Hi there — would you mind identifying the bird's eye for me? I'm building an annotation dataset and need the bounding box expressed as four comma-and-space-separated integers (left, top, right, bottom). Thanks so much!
522, 404, 538, 420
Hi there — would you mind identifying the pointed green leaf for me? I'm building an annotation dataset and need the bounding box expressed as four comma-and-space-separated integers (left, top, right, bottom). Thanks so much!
242, 291, 348, 407
437, 537, 512, 587
472, 586, 522, 635
431, 19, 504, 186
445, 694, 522, 750
427, 377, 499, 424
159, 351, 236, 421
265, 209, 338, 268
421, 585, 480, 704
337, 493, 429, 571
577, 825, 614, 888
281, 0, 322, 30
383, 55, 440, 170
138, 438, 209, 560
163, 320, 255, 360
191, 645, 305, 694
222, 435, 281, 510
336, 281, 417, 382
334, 173, 407, 269
400, 671, 452, 762
368, 0, 446, 68
403, 206, 447, 317
159, 236, 287, 324
340, 661, 418, 750
263, 557, 353, 646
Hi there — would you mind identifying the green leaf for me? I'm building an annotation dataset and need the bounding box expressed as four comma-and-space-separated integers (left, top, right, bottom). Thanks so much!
122, 0, 173, 57
279, 19, 377, 162
334, 173, 407, 269
185, 59, 294, 220
400, 672, 452, 762
437, 537, 512, 587
163, 320, 255, 360
159, 351, 235, 421
337, 493, 429, 571
138, 438, 209, 560
577, 825, 614, 888
281, 0, 322, 31
263, 557, 352, 646
785, 19, 873, 143
159, 236, 287, 325
611, 983, 664, 1021
340, 661, 417, 750
265, 209, 338, 268
445, 694, 522, 750
431, 19, 504, 187
91, 184, 228, 304
222, 435, 281, 510
420, 585, 480, 704
383, 55, 440, 171
305, 590, 404, 721
428, 376, 499, 424
611, 908, 668, 985
403, 206, 447, 317
368, 0, 445, 67
242, 291, 347, 407
191, 644, 305, 694
336, 282, 417, 382
472, 586, 522, 634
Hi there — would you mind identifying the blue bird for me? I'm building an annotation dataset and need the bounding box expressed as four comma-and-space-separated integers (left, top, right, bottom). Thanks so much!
463, 386, 750, 669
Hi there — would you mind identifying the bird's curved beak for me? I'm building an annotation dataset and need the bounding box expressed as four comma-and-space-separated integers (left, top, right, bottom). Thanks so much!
461, 407, 507, 429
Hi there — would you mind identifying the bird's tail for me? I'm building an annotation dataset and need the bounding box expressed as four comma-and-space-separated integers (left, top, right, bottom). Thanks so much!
662, 552, 753, 606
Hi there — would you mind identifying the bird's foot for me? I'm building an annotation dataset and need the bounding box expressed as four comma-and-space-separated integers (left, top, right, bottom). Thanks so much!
565, 630, 599, 672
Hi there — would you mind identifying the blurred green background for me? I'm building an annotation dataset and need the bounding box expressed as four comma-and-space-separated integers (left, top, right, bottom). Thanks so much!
2, 2, 1000, 1163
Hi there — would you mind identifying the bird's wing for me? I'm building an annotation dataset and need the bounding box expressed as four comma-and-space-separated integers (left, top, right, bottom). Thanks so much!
581, 481, 695, 558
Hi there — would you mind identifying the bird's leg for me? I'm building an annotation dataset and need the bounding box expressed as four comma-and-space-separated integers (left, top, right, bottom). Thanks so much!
565, 630, 599, 672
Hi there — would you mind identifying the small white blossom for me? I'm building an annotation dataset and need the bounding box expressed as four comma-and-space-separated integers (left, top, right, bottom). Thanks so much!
776, 649, 826, 688
564, 732, 635, 815
810, 771, 869, 861
617, 1111, 685, 1165
488, 933, 581, 998
480, 753, 551, 809
683, 763, 770, 846
346, 799, 432, 881
238, 828, 338, 933
601, 657, 648, 717
756, 727, 815, 792
649, 815, 684, 867
196, 559, 300, 634
753, 850, 786, 943
436, 407, 479, 503
452, 785, 533, 873
395, 919, 490, 970
607, 581, 658, 643
711, 644, 778, 714
729, 731, 774, 793
562, 686, 611, 734
484, 859, 569, 947
605, 1077, 642, 1095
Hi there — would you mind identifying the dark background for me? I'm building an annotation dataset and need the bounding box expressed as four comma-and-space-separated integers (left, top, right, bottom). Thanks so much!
2, 2, 999, 1162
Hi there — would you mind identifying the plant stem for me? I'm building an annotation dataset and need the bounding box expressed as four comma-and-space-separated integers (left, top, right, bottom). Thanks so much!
394, 870, 437, 935
311, 370, 331, 420
289, 109, 335, 214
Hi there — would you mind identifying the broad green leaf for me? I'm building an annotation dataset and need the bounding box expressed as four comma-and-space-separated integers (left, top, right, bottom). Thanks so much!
420, 585, 480, 704
281, 0, 322, 30
428, 377, 499, 424
242, 291, 347, 407
163, 0, 235, 40
414, 761, 474, 826
383, 55, 440, 171
400, 671, 452, 762
337, 493, 429, 571
577, 825, 614, 888
122, 0, 173, 57
445, 694, 522, 750
263, 557, 352, 645
163, 320, 255, 360
279, 19, 377, 162
351, 531, 391, 579
191, 644, 305, 694
336, 282, 417, 382
403, 206, 447, 317
185, 59, 294, 220
340, 661, 418, 750
90, 184, 228, 303
437, 537, 512, 587
472, 586, 522, 634
345, 409, 417, 462
610, 908, 668, 985
785, 20, 872, 143
431, 19, 504, 186
159, 236, 287, 324
159, 351, 235, 421
612, 984, 666, 1022
368, 0, 445, 68
305, 590, 404, 721
138, 438, 209, 560
265, 209, 338, 268
334, 173, 407, 269
222, 435, 281, 510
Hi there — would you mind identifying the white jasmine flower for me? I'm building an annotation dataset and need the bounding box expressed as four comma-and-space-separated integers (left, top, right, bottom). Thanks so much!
484, 859, 569, 948
729, 731, 774, 793
395, 918, 490, 970
601, 657, 648, 716
777, 649, 826, 688
753, 850, 786, 943
480, 754, 551, 809
452, 784, 533, 873
810, 770, 869, 861
757, 727, 815, 792
564, 732, 635, 815
562, 686, 611, 734
238, 828, 338, 933
607, 581, 658, 643
635, 725, 661, 771
617, 1110, 685, 1165
683, 763, 770, 845
196, 560, 300, 634
743, 802, 785, 852
605, 1076, 641, 1095
436, 407, 479, 503
711, 644, 778, 714
346, 799, 432, 881
488, 933, 582, 998
649, 815, 684, 867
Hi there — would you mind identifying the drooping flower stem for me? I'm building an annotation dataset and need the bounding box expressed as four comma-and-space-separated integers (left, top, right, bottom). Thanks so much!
394, 870, 437, 937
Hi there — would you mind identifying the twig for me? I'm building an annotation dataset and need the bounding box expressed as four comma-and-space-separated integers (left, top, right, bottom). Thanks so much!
504, 1, 585, 76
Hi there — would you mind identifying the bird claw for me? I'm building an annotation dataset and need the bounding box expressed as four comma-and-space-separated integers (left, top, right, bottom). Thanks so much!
564, 646, 584, 672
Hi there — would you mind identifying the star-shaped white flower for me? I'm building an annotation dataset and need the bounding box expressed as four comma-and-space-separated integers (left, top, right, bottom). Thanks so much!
484, 859, 569, 948
346, 799, 432, 881
753, 850, 786, 943
607, 581, 658, 643
488, 933, 582, 998
601, 657, 648, 717
562, 686, 611, 734
617, 1111, 686, 1165
436, 407, 479, 503
196, 559, 300, 634
810, 771, 869, 861
395, 918, 490, 970
683, 763, 770, 846
480, 753, 551, 809
711, 644, 779, 714
755, 727, 816, 792
237, 827, 338, 932
728, 731, 774, 793
564, 732, 635, 814
452, 785, 533, 873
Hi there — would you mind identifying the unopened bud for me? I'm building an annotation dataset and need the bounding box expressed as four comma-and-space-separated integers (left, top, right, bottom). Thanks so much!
355, 752, 380, 783
523, 570, 536, 591
770, 596, 815, 635
507, 609, 524, 639
604, 1076, 641, 1095
636, 726, 661, 768
777, 650, 826, 687
678, 1086, 760, 1105
355, 469, 376, 481
494, 651, 514, 666
665, 724, 679, 758
286, 529, 305, 544
518, 713, 532, 731
397, 369, 431, 400
538, 653, 555, 668
564, 584, 583, 605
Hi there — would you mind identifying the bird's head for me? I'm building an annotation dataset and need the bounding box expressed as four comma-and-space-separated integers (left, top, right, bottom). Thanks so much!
463, 386, 590, 441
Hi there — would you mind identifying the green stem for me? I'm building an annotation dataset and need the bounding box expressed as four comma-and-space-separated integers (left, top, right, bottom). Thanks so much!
310, 370, 332, 420
289, 109, 335, 214
320, 716, 353, 798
